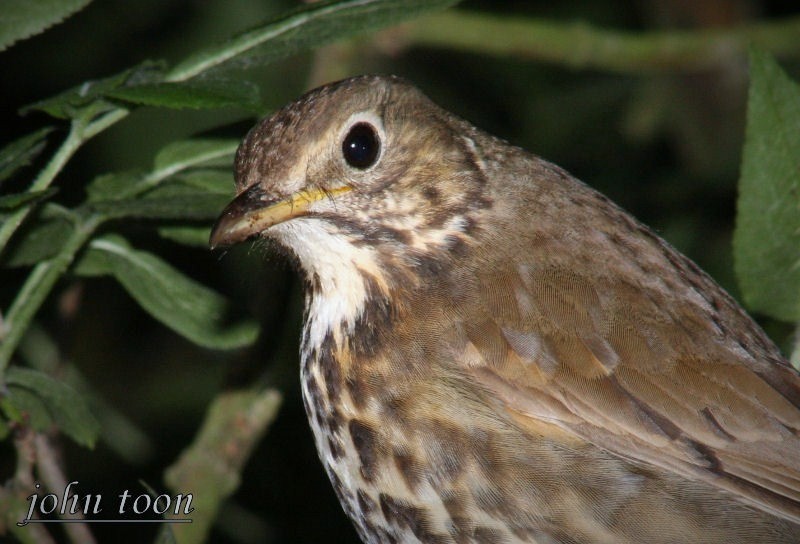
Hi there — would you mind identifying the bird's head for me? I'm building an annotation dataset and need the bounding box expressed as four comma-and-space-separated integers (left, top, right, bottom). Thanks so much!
210, 76, 491, 302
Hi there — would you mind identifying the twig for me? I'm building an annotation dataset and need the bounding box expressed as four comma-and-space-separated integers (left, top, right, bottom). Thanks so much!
161, 388, 282, 544
0, 213, 101, 379
403, 11, 800, 73
1, 428, 56, 544
34, 434, 96, 544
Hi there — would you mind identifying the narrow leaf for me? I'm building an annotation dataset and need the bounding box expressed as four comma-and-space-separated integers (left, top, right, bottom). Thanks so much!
0, 188, 57, 211
0, 127, 55, 184
158, 226, 213, 247
1, 204, 74, 267
5, 366, 100, 448
24, 61, 163, 119
85, 170, 145, 202
74, 235, 258, 349
154, 140, 239, 175
158, 170, 235, 194
168, 0, 460, 81
733, 49, 800, 322
108, 79, 260, 111
89, 193, 231, 221
0, 0, 92, 52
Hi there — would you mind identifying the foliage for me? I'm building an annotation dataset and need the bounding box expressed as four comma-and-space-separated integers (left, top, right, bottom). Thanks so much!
0, 1, 798, 543
0, 0, 93, 52
0, 0, 458, 541
734, 49, 800, 324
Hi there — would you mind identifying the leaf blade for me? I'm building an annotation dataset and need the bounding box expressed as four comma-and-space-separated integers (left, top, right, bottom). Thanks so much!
74, 235, 258, 349
5, 366, 100, 448
107, 79, 260, 111
733, 49, 800, 322
0, 0, 93, 52
0, 127, 55, 184
168, 0, 460, 81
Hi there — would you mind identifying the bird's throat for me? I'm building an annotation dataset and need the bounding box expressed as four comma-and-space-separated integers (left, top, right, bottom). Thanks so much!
271, 219, 390, 361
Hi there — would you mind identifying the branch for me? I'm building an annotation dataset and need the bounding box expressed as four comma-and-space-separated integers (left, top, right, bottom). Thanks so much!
404, 11, 800, 73
34, 434, 96, 544
161, 388, 282, 544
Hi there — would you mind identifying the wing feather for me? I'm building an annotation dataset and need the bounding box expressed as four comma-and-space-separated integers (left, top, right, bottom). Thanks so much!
469, 264, 800, 522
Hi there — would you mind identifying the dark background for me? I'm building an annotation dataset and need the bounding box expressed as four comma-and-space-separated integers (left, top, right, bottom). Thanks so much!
1, 1, 798, 542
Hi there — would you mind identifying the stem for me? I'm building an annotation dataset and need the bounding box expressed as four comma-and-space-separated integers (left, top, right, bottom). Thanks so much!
165, 0, 376, 82
35, 434, 97, 544
0, 108, 129, 254
791, 323, 800, 371
404, 11, 800, 73
0, 214, 101, 379
4, 428, 58, 544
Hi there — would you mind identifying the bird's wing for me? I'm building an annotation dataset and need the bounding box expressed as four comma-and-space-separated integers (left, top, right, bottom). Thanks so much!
466, 263, 800, 523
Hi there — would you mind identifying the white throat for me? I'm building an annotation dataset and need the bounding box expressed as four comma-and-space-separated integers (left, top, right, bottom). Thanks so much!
270, 219, 382, 355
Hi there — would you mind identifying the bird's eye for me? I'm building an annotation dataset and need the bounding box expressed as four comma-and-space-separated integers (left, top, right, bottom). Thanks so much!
342, 122, 380, 169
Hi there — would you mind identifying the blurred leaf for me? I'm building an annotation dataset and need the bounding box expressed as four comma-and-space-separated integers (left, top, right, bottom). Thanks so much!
154, 139, 238, 175
86, 174, 230, 222
167, 170, 234, 193
1, 204, 73, 267
4, 366, 100, 448
90, 193, 230, 221
108, 78, 260, 111
169, 0, 460, 80
154, 525, 178, 544
0, 127, 55, 184
2, 386, 50, 430
74, 234, 258, 349
0, 188, 57, 211
734, 49, 800, 322
158, 226, 213, 247
0, 414, 9, 440
24, 61, 164, 119
0, 0, 93, 52
86, 140, 236, 205
142, 171, 234, 200
85, 170, 145, 202
17, 323, 155, 464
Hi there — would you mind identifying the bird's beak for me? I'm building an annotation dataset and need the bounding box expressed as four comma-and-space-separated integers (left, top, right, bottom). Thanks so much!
209, 184, 352, 249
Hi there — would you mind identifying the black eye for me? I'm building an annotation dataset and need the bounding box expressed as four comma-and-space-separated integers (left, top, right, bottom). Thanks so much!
342, 122, 380, 169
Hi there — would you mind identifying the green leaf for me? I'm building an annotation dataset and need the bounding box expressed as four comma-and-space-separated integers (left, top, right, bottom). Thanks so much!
108, 78, 260, 111
85, 170, 145, 202
0, 414, 10, 440
0, 0, 93, 52
158, 226, 213, 247
74, 234, 258, 349
86, 140, 236, 204
154, 525, 178, 544
163, 170, 235, 194
24, 61, 164, 119
2, 386, 50, 430
168, 0, 460, 81
0, 127, 55, 184
89, 193, 230, 221
154, 139, 238, 175
1, 204, 74, 267
0, 188, 57, 211
734, 49, 800, 322
5, 366, 100, 448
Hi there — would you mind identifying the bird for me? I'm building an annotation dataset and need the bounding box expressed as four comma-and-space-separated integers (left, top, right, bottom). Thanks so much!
210, 75, 800, 543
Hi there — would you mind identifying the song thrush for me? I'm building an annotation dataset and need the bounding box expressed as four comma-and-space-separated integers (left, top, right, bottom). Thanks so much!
210, 75, 800, 543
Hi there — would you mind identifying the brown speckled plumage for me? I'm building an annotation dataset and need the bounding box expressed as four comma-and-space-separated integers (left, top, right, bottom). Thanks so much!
211, 75, 800, 543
